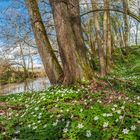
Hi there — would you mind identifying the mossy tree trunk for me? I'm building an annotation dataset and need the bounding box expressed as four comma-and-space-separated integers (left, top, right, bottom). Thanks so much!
25, 0, 63, 84
49, 0, 94, 85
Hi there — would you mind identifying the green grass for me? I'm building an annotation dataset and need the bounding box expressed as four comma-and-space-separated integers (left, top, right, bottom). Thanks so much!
0, 46, 140, 140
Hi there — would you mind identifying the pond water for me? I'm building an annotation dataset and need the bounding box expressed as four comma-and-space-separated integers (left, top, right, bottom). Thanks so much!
0, 77, 51, 95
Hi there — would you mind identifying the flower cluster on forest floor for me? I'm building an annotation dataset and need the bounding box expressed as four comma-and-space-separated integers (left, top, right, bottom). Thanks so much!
0, 85, 140, 140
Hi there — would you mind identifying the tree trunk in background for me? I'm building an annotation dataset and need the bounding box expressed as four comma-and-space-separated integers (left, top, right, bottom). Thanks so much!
103, 0, 108, 57
91, 0, 106, 76
49, 0, 94, 85
123, 0, 129, 55
135, 22, 139, 45
25, 0, 63, 84
103, 0, 112, 73
19, 43, 28, 79
106, 3, 112, 72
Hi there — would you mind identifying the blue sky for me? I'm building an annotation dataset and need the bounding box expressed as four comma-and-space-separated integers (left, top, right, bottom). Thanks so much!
0, 0, 43, 68
0, 0, 12, 10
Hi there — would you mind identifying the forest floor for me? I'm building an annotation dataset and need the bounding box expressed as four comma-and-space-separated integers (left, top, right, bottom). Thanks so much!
0, 46, 140, 140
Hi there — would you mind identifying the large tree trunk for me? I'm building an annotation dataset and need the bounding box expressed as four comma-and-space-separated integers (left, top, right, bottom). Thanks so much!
49, 0, 93, 85
123, 0, 129, 55
91, 0, 106, 76
25, 0, 63, 84
69, 0, 93, 74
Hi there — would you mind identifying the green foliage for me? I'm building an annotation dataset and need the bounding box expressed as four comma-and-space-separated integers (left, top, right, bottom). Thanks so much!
0, 86, 139, 140
106, 46, 140, 94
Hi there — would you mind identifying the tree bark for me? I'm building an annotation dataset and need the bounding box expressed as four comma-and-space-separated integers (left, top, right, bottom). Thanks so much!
25, 0, 63, 84
49, 0, 94, 85
103, 0, 112, 73
106, 3, 112, 72
123, 0, 129, 55
91, 0, 106, 76
135, 22, 139, 45
68, 0, 94, 80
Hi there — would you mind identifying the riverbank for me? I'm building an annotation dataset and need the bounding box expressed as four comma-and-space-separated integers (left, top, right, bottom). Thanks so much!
0, 69, 46, 86
0, 77, 50, 95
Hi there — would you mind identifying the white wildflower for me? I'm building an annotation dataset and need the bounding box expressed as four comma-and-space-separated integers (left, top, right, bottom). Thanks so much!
53, 122, 58, 126
15, 113, 19, 117
125, 97, 129, 100
123, 101, 126, 104
80, 109, 83, 112
118, 96, 121, 100
94, 116, 99, 121
137, 96, 140, 100
86, 130, 92, 138
12, 137, 18, 140
90, 99, 92, 102
63, 128, 68, 133
102, 113, 107, 117
116, 110, 121, 114
71, 114, 74, 118
112, 108, 115, 111
119, 116, 123, 119
32, 122, 35, 125
131, 125, 136, 131
103, 122, 109, 128
66, 121, 70, 127
2, 132, 6, 135
62, 119, 65, 121
43, 124, 47, 128
33, 126, 37, 129
28, 124, 31, 128
77, 123, 84, 129
35, 107, 39, 111
9, 112, 13, 116
115, 119, 119, 122
39, 113, 42, 116
57, 114, 61, 118
120, 106, 125, 110
31, 112, 34, 115
122, 128, 129, 134
97, 100, 102, 103
14, 130, 20, 134
137, 102, 140, 105
107, 113, 113, 117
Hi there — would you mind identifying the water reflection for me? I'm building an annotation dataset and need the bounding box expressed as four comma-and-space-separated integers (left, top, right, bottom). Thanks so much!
0, 77, 50, 95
